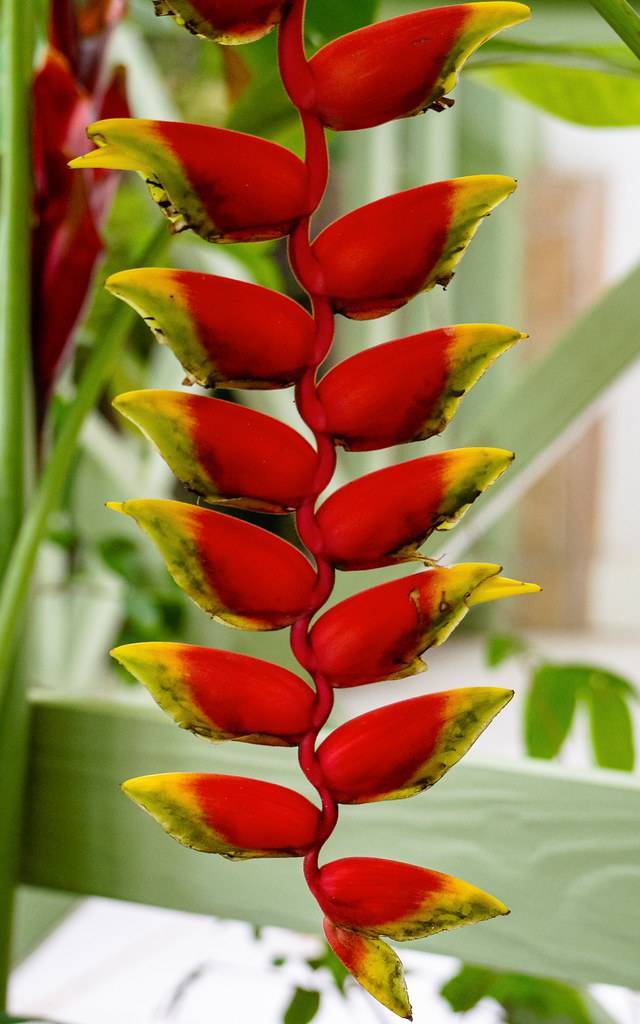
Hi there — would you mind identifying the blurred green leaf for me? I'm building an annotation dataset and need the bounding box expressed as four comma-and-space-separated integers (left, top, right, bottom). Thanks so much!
441, 964, 496, 1011
305, 0, 379, 45
486, 633, 528, 667
307, 943, 349, 995
442, 966, 616, 1024
587, 683, 634, 771
283, 987, 321, 1024
471, 62, 640, 126
525, 665, 580, 759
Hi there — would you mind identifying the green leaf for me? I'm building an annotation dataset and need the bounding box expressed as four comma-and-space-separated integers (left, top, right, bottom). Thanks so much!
441, 964, 496, 1012
307, 943, 350, 995
305, 0, 379, 46
525, 665, 580, 759
283, 987, 321, 1024
486, 633, 527, 667
587, 684, 635, 771
471, 62, 640, 126
487, 973, 601, 1024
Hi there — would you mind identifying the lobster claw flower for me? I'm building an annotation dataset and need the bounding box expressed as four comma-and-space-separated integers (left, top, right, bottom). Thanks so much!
318, 857, 508, 939
318, 688, 513, 803
107, 499, 316, 629
122, 773, 319, 858
152, 0, 287, 44
113, 390, 318, 513
316, 448, 513, 570
317, 325, 525, 451
311, 177, 515, 319
106, 268, 315, 390
111, 643, 314, 745
310, 563, 539, 687
69, 119, 310, 241
310, 3, 530, 131
323, 919, 412, 1020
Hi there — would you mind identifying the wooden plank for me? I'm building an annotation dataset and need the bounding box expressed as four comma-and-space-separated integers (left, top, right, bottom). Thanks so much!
21, 695, 640, 989
430, 258, 640, 561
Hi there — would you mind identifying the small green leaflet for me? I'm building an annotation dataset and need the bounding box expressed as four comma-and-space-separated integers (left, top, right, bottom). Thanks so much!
283, 987, 321, 1024
485, 633, 528, 667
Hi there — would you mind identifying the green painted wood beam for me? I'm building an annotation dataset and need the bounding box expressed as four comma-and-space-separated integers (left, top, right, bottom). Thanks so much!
429, 258, 640, 560
21, 695, 640, 989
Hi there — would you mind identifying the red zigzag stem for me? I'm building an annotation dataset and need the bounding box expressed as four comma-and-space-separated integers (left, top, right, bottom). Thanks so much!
278, 0, 339, 897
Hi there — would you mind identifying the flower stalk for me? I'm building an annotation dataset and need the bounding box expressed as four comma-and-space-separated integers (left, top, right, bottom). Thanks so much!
72, 0, 541, 1015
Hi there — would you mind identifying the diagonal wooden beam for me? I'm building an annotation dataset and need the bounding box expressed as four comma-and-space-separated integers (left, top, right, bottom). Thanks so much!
21, 694, 640, 989
430, 260, 640, 559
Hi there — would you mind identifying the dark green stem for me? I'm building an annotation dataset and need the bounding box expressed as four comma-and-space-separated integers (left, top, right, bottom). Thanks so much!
589, 0, 640, 61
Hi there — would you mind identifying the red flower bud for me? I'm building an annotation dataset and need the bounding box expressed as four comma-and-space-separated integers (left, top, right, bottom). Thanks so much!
316, 448, 513, 569
317, 324, 524, 451
122, 773, 320, 858
107, 499, 316, 629
311, 177, 515, 319
70, 119, 310, 241
318, 857, 508, 939
113, 390, 318, 513
152, 0, 287, 44
106, 268, 315, 390
310, 3, 530, 131
318, 687, 513, 803
323, 919, 412, 1020
310, 564, 539, 687
111, 643, 314, 745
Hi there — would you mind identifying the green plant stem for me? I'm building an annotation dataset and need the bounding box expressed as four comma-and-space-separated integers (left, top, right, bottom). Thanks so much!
0, 0, 34, 578
589, 0, 640, 61
0, 0, 35, 1006
0, 223, 169, 713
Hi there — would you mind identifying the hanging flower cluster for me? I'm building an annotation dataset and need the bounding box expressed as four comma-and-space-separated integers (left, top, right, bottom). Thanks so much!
71, 1, 537, 1016
34, 0, 130, 415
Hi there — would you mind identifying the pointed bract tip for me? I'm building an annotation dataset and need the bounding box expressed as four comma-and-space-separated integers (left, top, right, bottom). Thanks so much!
105, 501, 126, 515
468, 576, 541, 606
468, 0, 531, 30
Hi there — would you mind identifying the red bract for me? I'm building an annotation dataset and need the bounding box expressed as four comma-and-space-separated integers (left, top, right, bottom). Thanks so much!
316, 448, 513, 569
108, 499, 316, 628
311, 564, 539, 687
323, 919, 412, 1019
152, 0, 287, 43
70, 119, 311, 241
311, 177, 515, 319
32, 0, 129, 410
318, 857, 508, 938
317, 325, 524, 450
114, 390, 318, 512
123, 773, 320, 858
111, 643, 315, 744
106, 268, 315, 389
310, 3, 530, 131
318, 688, 513, 803
79, 0, 538, 1015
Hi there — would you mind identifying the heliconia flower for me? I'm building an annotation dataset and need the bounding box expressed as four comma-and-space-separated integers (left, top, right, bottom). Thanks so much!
310, 564, 539, 687
317, 325, 525, 451
310, 3, 530, 132
152, 0, 287, 44
316, 448, 513, 570
318, 688, 513, 803
106, 268, 315, 390
317, 857, 508, 939
122, 773, 320, 858
107, 499, 316, 629
311, 177, 515, 320
111, 642, 314, 745
113, 390, 318, 513
323, 918, 412, 1020
69, 119, 310, 241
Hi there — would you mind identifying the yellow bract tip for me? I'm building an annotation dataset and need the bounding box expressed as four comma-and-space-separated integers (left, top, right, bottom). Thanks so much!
106, 501, 126, 515
467, 576, 541, 606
